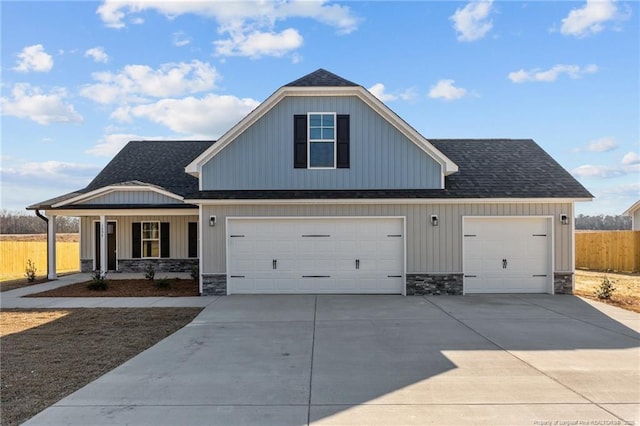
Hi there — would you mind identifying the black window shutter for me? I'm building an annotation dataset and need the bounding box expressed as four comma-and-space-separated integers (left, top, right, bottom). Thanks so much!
161, 222, 170, 258
132, 223, 141, 258
188, 222, 197, 258
293, 114, 307, 168
336, 115, 350, 168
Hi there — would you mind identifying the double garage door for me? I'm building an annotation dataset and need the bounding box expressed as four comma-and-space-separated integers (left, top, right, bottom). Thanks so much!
463, 217, 553, 294
225, 216, 553, 295
227, 217, 404, 294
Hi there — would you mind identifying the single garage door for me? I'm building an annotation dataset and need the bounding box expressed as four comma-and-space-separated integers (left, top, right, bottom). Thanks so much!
227, 217, 404, 294
463, 217, 552, 294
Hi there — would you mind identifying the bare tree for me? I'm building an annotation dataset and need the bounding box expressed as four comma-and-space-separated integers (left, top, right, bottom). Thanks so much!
575, 214, 632, 230
0, 210, 79, 234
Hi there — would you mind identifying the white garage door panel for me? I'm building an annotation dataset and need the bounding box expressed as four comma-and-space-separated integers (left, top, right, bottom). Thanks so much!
464, 217, 552, 294
227, 218, 404, 294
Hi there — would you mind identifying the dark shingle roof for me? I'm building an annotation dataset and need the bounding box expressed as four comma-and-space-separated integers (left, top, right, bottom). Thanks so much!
28, 140, 214, 209
27, 190, 86, 209
30, 138, 591, 209
84, 140, 214, 196
431, 139, 593, 198
185, 139, 592, 200
285, 68, 358, 87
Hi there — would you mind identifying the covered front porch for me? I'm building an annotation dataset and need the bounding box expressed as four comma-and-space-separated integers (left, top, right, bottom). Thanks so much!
36, 208, 199, 280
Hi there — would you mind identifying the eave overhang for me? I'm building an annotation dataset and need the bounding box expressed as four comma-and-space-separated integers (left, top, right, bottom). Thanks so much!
51, 183, 184, 208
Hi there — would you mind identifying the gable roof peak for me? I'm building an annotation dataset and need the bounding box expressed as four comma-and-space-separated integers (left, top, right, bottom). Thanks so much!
285, 68, 358, 87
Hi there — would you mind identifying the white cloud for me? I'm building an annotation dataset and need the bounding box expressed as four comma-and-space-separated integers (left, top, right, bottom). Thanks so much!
1, 160, 100, 184
111, 94, 260, 137
428, 80, 468, 101
173, 31, 191, 47
97, 0, 358, 32
601, 182, 640, 196
367, 83, 415, 102
560, 0, 628, 38
13, 44, 54, 72
1, 83, 83, 125
214, 28, 303, 58
450, 1, 494, 42
573, 137, 618, 153
622, 151, 640, 165
80, 60, 218, 104
84, 47, 109, 63
572, 152, 640, 179
86, 133, 162, 157
508, 64, 598, 83
291, 53, 303, 64
571, 164, 626, 178
96, 0, 358, 58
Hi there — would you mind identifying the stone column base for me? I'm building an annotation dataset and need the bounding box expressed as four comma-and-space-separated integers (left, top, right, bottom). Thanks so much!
80, 259, 93, 272
406, 274, 463, 295
202, 274, 227, 296
554, 272, 574, 294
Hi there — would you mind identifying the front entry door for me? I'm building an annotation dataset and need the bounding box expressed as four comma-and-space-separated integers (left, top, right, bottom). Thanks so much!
95, 221, 117, 271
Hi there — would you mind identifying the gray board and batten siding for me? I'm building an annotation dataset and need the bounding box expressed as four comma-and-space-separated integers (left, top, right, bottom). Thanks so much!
201, 96, 442, 190
200, 202, 573, 275
80, 215, 198, 261
79, 191, 181, 205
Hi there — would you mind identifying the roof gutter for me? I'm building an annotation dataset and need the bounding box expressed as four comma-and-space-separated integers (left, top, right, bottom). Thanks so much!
34, 209, 50, 275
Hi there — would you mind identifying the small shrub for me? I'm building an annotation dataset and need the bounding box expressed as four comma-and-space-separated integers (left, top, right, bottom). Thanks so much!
25, 259, 37, 282
144, 264, 155, 281
154, 277, 171, 289
594, 275, 616, 300
87, 270, 108, 291
190, 265, 199, 281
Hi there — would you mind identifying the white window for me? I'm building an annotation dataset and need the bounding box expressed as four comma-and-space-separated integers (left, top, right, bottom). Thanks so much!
142, 222, 160, 258
308, 113, 336, 168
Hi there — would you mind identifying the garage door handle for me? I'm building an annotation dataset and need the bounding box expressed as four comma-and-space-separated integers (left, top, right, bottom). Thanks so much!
355, 259, 360, 269
273, 259, 277, 270
502, 259, 507, 269
464, 275, 477, 278
302, 275, 331, 278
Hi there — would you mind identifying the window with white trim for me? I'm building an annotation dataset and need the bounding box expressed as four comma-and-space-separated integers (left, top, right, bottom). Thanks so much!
308, 113, 336, 168
142, 222, 160, 258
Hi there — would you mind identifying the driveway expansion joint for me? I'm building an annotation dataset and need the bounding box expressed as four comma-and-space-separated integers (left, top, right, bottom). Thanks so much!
307, 295, 318, 426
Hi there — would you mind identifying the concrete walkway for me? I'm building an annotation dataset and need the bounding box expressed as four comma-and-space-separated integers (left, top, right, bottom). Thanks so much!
14, 288, 639, 425
0, 273, 217, 308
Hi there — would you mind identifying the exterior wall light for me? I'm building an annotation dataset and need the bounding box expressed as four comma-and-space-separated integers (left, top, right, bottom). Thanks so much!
209, 215, 216, 227
560, 214, 569, 225
430, 215, 439, 226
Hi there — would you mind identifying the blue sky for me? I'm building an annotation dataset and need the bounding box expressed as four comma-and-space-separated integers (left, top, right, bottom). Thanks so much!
1, 0, 638, 216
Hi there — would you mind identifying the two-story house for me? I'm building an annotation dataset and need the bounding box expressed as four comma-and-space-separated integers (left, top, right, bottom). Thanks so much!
29, 69, 593, 296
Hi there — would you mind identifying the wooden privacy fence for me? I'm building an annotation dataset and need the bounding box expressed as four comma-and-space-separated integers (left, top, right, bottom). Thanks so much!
0, 241, 79, 281
575, 231, 640, 273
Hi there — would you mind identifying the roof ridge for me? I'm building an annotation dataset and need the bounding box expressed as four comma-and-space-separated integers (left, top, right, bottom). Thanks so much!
285, 68, 358, 87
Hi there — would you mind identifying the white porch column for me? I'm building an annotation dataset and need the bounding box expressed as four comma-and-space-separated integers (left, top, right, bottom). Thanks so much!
100, 215, 108, 273
47, 214, 57, 279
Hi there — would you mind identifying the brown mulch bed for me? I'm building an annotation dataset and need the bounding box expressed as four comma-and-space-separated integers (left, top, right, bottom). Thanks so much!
25, 278, 200, 298
0, 308, 202, 426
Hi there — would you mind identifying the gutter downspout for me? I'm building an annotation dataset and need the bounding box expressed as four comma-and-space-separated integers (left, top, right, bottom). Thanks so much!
35, 209, 49, 276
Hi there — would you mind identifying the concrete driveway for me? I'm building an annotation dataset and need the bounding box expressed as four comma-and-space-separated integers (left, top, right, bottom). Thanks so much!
25, 295, 639, 425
